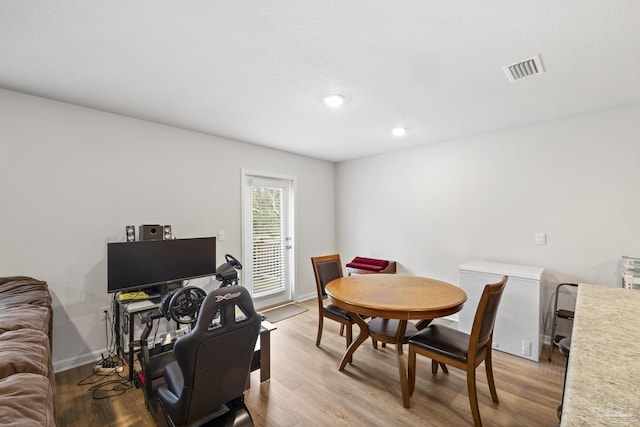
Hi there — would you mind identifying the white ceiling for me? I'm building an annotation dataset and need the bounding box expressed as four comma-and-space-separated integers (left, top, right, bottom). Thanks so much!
2, 2, 640, 162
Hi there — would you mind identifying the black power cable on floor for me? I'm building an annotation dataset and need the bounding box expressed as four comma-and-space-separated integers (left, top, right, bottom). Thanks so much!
75, 296, 133, 400
76, 367, 132, 400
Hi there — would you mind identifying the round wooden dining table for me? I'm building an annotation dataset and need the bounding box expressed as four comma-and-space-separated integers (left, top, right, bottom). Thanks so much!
325, 274, 467, 408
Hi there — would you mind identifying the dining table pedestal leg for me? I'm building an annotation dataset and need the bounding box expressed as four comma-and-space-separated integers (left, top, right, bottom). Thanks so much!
392, 320, 412, 408
338, 315, 412, 408
338, 313, 370, 370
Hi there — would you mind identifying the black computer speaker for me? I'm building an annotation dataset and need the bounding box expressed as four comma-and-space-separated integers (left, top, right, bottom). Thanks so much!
139, 225, 163, 241
163, 225, 173, 240
125, 225, 136, 242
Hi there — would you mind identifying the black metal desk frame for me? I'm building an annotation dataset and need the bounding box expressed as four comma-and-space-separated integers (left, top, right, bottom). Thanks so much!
114, 297, 276, 402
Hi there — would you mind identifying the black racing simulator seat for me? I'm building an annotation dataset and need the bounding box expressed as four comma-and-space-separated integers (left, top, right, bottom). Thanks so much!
157, 285, 261, 427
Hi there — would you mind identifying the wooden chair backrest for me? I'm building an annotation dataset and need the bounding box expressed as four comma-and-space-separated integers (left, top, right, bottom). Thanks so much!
468, 276, 508, 357
311, 254, 344, 301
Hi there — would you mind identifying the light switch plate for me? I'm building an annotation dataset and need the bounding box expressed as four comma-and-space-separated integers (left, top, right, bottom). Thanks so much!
535, 233, 546, 245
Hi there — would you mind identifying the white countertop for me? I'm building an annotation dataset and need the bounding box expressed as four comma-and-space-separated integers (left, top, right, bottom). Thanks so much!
561, 283, 640, 426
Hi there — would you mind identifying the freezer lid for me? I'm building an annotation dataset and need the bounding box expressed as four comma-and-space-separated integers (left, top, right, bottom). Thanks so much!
459, 260, 544, 280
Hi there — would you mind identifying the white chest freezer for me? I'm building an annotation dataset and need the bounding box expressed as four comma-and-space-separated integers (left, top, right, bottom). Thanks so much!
458, 261, 545, 362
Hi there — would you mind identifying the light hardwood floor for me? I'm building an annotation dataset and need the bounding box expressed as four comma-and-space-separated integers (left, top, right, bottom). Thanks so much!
56, 299, 565, 426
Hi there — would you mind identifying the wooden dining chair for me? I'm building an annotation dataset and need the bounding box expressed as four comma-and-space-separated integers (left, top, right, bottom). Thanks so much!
310, 254, 356, 349
407, 276, 508, 427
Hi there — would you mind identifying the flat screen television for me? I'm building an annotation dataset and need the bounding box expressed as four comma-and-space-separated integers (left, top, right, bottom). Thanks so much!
107, 237, 217, 294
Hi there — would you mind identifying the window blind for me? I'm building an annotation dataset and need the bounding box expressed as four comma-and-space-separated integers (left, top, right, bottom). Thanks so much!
251, 185, 286, 296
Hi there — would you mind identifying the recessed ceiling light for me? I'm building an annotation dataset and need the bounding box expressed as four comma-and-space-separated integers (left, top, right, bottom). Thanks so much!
323, 94, 345, 108
391, 127, 407, 137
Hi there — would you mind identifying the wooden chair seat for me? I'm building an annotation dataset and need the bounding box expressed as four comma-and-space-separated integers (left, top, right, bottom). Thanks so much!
368, 318, 418, 345
408, 325, 474, 361
323, 304, 353, 322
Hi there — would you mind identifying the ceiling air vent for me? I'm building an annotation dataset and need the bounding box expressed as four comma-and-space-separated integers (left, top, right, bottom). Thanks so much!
503, 54, 544, 82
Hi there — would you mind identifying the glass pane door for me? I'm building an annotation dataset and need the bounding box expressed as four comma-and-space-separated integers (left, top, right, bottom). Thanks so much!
242, 173, 293, 308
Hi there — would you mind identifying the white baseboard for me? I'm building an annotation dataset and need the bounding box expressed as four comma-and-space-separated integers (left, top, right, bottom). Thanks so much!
54, 348, 108, 373
295, 292, 316, 302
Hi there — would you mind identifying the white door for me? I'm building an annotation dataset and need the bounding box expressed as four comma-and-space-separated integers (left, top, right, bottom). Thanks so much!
242, 171, 294, 309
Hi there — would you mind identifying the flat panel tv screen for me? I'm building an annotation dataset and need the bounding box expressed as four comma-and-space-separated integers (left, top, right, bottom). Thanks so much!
107, 237, 217, 294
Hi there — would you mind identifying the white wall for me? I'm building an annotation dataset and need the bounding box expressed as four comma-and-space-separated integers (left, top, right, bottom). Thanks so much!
4, 86, 639, 369
0, 89, 335, 371
336, 104, 640, 337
